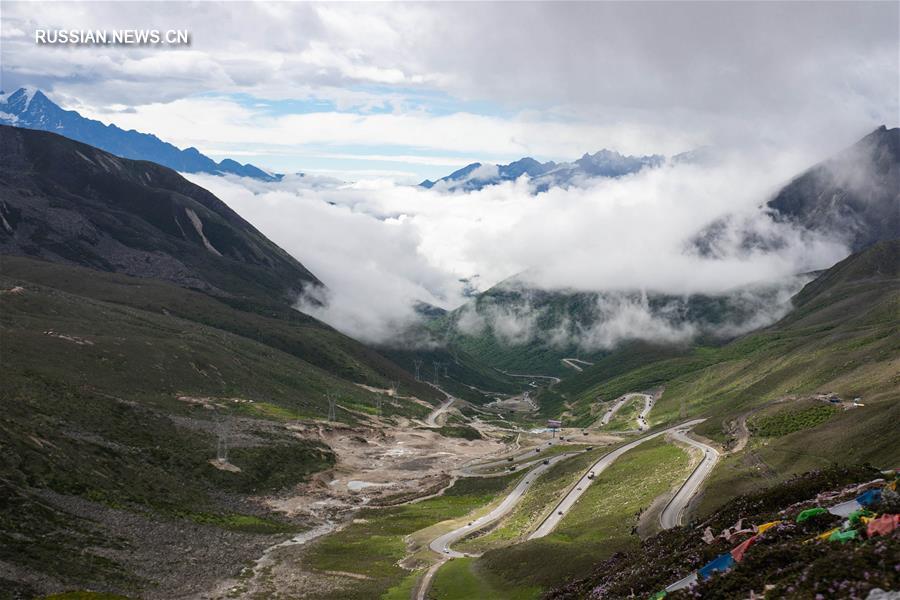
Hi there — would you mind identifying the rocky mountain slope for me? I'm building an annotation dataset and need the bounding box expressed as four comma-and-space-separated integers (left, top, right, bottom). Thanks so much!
767, 125, 899, 252
0, 87, 278, 180
0, 124, 315, 305
696, 125, 900, 257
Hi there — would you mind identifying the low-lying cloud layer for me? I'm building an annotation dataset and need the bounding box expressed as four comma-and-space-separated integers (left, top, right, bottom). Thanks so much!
188, 144, 851, 348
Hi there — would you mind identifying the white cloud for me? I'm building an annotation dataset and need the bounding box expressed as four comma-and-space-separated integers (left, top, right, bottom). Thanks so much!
2, 1, 895, 175
185, 146, 850, 346
73, 96, 698, 169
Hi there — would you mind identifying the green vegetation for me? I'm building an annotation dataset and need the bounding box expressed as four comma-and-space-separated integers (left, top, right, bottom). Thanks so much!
382, 345, 524, 405
303, 473, 522, 600
380, 571, 420, 600
604, 395, 643, 430
431, 557, 540, 600
474, 439, 692, 591
184, 512, 300, 534
40, 593, 130, 600
435, 424, 483, 440
552, 439, 691, 546
749, 404, 841, 437
459, 447, 608, 553
546, 465, 896, 600
440, 286, 605, 377
0, 257, 434, 596
2, 257, 440, 408
550, 240, 899, 514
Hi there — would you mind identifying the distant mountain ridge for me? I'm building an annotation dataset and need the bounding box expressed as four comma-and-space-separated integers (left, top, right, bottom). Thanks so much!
0, 87, 280, 181
766, 125, 900, 252
420, 149, 666, 192
0, 124, 318, 303
694, 125, 900, 256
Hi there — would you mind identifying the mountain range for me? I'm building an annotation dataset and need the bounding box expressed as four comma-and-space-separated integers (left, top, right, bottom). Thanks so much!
0, 87, 280, 181
0, 110, 897, 599
0, 124, 314, 303
426, 126, 900, 379
420, 149, 666, 192
693, 125, 900, 256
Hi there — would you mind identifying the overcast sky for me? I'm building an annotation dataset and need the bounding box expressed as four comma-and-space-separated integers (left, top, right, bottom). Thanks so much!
2, 1, 897, 180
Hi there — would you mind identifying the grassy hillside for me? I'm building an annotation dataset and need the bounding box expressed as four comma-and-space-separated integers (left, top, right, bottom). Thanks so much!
549, 240, 900, 509
380, 345, 523, 405
463, 439, 693, 594
547, 465, 898, 599
1, 257, 440, 404
0, 257, 441, 598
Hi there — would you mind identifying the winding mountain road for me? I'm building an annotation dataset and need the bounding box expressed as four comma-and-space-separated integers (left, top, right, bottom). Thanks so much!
658, 428, 720, 529
424, 397, 455, 427
528, 419, 706, 539
637, 394, 653, 431
494, 368, 561, 386
561, 357, 594, 372
598, 393, 653, 429
415, 452, 578, 600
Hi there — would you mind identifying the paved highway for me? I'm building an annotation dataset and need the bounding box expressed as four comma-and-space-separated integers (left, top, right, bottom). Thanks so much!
430, 452, 578, 557
528, 419, 706, 539
658, 428, 720, 529
599, 392, 652, 428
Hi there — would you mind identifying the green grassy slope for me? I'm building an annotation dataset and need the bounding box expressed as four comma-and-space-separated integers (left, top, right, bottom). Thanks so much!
380, 345, 523, 404
547, 465, 897, 599
474, 439, 692, 592
2, 256, 440, 404
296, 473, 522, 600
553, 240, 900, 510
0, 258, 441, 597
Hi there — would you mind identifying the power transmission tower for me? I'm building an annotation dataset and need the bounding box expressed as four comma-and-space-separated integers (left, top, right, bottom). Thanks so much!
376, 394, 383, 416
215, 412, 229, 463
325, 392, 337, 422
390, 381, 399, 397
413, 359, 423, 381
433, 361, 441, 385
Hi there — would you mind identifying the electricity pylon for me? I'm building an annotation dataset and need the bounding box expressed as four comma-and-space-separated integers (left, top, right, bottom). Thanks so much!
325, 392, 337, 422
215, 412, 229, 462
413, 359, 423, 381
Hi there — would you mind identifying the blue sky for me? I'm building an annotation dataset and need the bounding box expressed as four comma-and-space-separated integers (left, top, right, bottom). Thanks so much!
1, 1, 896, 181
